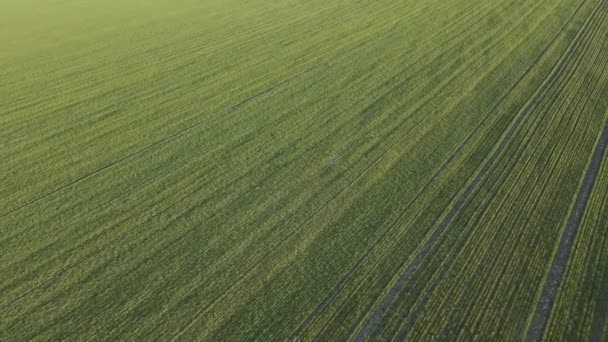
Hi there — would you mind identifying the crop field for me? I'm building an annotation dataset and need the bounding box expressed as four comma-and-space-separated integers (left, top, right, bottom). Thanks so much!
1, 0, 608, 340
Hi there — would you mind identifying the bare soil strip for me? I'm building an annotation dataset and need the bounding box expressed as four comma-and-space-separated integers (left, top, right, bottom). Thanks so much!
526, 120, 608, 341
355, 1, 603, 338
289, 0, 590, 336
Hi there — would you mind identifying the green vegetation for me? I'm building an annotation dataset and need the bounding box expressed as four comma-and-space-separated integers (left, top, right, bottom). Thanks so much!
1, 0, 607, 340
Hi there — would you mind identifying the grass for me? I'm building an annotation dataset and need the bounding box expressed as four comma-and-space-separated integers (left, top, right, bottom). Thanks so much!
1, 0, 607, 340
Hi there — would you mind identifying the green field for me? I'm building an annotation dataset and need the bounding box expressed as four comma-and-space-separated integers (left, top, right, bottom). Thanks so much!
1, 0, 608, 340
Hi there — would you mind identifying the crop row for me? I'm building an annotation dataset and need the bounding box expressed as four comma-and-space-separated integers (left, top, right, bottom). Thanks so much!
1, 0, 607, 339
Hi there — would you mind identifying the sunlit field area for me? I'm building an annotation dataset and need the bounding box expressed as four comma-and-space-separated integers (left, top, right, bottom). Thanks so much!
1, 0, 607, 340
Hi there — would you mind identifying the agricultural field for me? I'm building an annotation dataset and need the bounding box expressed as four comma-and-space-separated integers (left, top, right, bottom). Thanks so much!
1, 0, 607, 339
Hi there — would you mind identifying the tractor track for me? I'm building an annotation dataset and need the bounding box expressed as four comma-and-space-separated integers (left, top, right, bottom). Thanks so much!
355, 0, 605, 338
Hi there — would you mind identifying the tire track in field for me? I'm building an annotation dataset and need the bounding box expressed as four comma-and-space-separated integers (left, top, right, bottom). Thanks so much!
400, 21, 608, 337
355, 0, 604, 338
394, 0, 608, 336
526, 120, 608, 341
85, 41, 480, 339
413, 18, 608, 335
358, 0, 600, 339
161, 18, 524, 330
352, 0, 604, 334
445, 21, 608, 336
159, 50, 484, 337
300, 2, 559, 335
288, 0, 581, 335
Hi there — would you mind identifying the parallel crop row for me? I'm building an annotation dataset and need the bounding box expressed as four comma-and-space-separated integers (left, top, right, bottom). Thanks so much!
1, 0, 606, 339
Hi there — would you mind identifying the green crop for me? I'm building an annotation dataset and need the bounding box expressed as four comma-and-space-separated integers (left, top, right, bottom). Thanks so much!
1, 0, 607, 340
